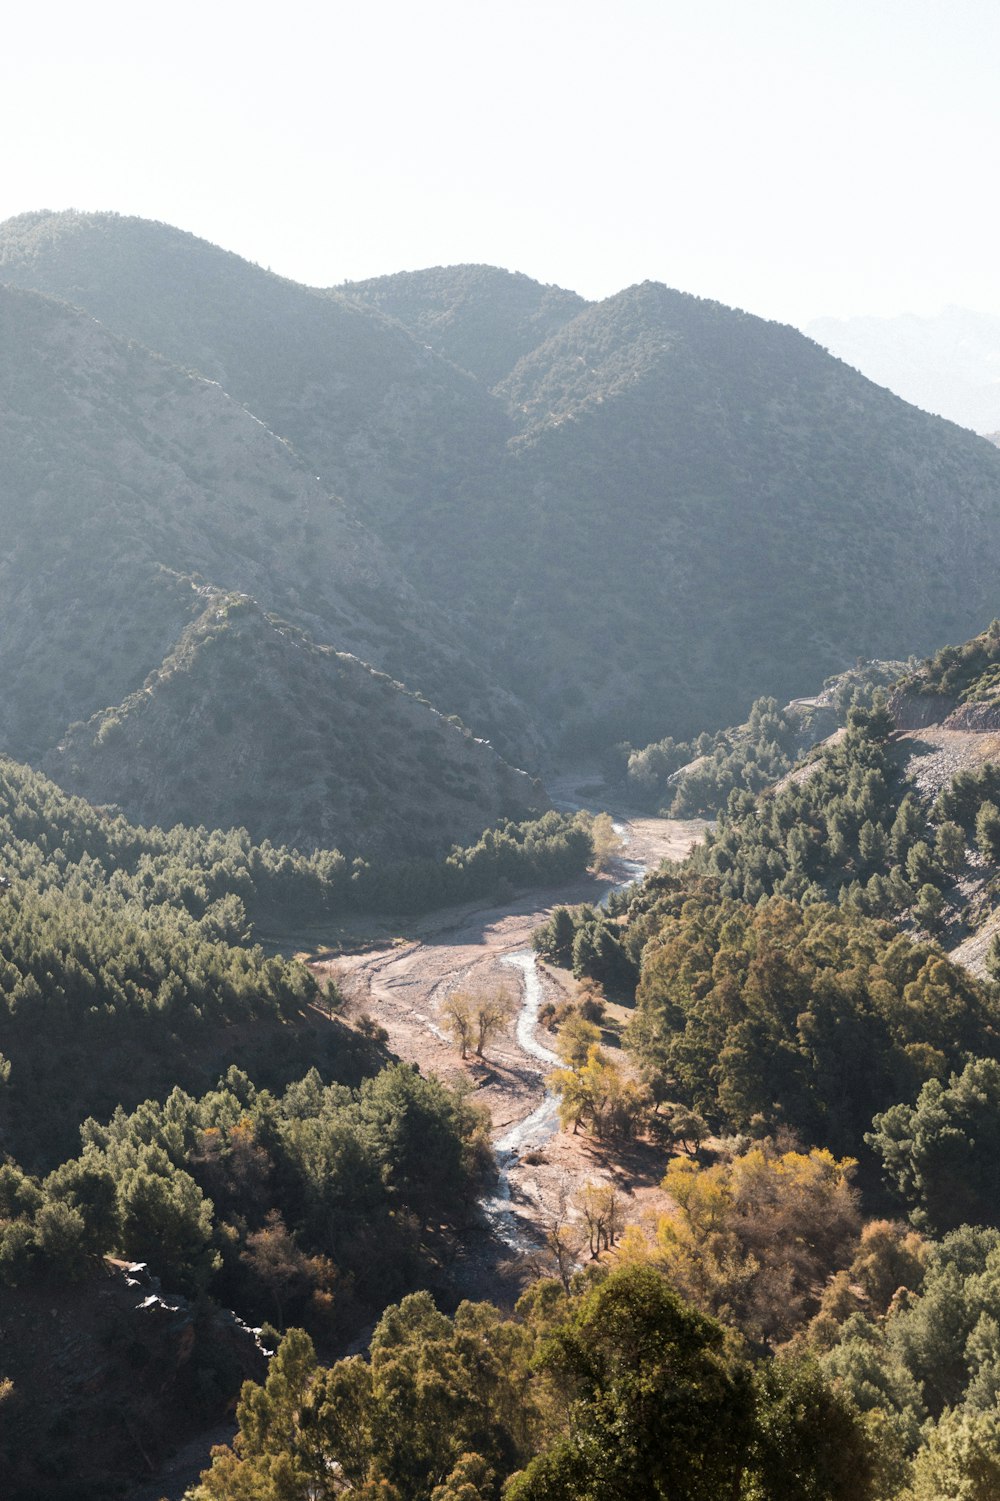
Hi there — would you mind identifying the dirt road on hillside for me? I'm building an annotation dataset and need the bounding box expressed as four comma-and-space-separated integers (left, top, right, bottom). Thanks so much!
318, 808, 707, 1298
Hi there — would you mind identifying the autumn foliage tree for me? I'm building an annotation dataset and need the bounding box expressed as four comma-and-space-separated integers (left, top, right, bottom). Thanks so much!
547, 1043, 648, 1140
621, 1144, 860, 1344
440, 989, 515, 1060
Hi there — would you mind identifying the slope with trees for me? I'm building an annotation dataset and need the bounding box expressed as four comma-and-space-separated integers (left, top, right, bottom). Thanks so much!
341, 263, 587, 386
44, 591, 546, 861
188, 1266, 880, 1501
7, 214, 1000, 756
0, 280, 543, 856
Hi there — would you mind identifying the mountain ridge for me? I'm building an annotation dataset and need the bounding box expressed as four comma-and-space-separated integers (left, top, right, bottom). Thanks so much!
339, 262, 588, 386
9, 210, 1000, 773
43, 590, 546, 858
806, 305, 1000, 433
0, 280, 542, 856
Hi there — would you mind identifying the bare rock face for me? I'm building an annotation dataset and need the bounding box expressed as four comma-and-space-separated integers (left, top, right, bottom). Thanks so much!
888, 687, 959, 731
944, 700, 1000, 731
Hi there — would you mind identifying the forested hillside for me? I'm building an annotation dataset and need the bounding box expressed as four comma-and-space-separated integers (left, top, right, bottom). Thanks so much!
0, 280, 541, 857
514, 663, 1000, 1498
0, 279, 519, 747
0, 756, 592, 1164
44, 591, 545, 859
6, 212, 1000, 756
341, 263, 587, 385
0, 210, 512, 537
0, 755, 591, 1491
482, 283, 1000, 744
9, 209, 1000, 1499
619, 660, 906, 816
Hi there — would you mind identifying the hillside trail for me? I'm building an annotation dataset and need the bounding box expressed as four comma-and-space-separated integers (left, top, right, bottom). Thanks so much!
320, 777, 708, 1299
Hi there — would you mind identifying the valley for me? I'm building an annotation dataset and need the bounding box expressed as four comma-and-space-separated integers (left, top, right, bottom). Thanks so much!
321, 796, 707, 1295
116, 800, 705, 1501
5, 206, 1000, 1498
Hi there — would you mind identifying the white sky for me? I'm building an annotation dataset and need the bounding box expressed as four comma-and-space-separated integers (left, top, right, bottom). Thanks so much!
3, 0, 998, 326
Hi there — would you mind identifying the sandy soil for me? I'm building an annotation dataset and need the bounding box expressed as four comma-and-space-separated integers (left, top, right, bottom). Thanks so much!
316, 803, 707, 1301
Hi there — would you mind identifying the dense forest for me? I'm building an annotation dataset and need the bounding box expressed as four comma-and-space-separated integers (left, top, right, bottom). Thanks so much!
110, 653, 1000, 1498
0, 756, 592, 1167
0, 753, 597, 1494
513, 663, 1000, 1499
618, 660, 905, 817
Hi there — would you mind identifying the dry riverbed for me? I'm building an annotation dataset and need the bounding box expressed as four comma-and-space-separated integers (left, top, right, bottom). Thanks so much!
129, 804, 706, 1498
318, 808, 707, 1299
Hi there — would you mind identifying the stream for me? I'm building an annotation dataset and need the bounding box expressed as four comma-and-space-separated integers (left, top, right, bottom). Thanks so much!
131, 805, 705, 1498
483, 823, 647, 1248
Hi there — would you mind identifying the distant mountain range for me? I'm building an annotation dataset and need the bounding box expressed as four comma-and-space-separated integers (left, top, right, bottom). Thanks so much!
6, 209, 1000, 855
806, 306, 1000, 434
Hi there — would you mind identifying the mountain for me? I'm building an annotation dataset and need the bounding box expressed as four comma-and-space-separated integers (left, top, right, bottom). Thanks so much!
806, 306, 1000, 433
9, 213, 1000, 758
44, 591, 545, 858
333, 278, 1000, 749
339, 263, 587, 386
0, 282, 543, 855
0, 209, 511, 541
480, 284, 1000, 745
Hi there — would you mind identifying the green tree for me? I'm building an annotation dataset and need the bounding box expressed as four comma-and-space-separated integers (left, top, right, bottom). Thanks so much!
906, 840, 938, 888
869, 1058, 1000, 1232
888, 794, 925, 863
858, 819, 888, 870
193, 1327, 321, 1499
913, 882, 945, 932
747, 1355, 880, 1501
117, 1146, 220, 1293
976, 800, 1000, 862
904, 1405, 1000, 1500
533, 907, 576, 967
504, 1265, 753, 1501
935, 819, 966, 872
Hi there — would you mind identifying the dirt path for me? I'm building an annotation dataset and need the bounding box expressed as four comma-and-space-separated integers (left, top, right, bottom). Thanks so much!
318, 803, 707, 1297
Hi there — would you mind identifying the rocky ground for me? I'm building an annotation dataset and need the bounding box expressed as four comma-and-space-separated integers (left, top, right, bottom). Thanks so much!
896, 726, 1000, 802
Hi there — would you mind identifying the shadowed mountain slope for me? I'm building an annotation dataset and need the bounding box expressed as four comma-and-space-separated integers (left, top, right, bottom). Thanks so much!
477, 283, 1000, 745
44, 593, 546, 858
339, 263, 587, 386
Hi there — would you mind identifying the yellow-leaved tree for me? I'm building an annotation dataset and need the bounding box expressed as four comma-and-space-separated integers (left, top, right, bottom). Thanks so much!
620, 1144, 859, 1343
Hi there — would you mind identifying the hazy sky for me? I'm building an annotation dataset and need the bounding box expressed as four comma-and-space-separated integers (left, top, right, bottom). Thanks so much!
4, 0, 997, 325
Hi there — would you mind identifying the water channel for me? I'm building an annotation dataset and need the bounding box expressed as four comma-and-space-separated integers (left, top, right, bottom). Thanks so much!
483, 825, 647, 1248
